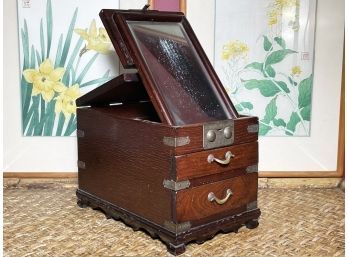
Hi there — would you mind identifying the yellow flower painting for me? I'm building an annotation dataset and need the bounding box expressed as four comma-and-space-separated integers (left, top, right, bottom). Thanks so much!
221, 40, 249, 61
291, 66, 302, 76
267, 0, 300, 29
74, 19, 111, 55
215, 0, 316, 136
23, 59, 66, 102
55, 84, 80, 118
19, 0, 114, 136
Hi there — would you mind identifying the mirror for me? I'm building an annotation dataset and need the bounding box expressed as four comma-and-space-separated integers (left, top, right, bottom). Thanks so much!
127, 21, 233, 125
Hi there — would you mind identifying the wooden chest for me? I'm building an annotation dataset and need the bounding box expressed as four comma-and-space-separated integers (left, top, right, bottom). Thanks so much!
76, 8, 260, 255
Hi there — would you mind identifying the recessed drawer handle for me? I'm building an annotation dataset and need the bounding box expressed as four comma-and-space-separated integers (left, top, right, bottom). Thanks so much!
208, 189, 233, 205
207, 151, 234, 165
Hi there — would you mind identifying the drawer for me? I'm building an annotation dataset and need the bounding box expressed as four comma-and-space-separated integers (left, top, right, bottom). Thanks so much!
176, 173, 258, 223
174, 142, 258, 181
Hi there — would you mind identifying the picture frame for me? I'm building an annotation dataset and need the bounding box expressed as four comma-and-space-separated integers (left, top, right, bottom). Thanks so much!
185, 0, 344, 177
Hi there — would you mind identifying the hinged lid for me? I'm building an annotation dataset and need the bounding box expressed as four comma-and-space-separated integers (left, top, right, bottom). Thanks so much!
99, 8, 238, 126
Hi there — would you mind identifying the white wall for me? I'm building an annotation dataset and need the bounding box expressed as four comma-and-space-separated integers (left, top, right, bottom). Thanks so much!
4, 0, 344, 172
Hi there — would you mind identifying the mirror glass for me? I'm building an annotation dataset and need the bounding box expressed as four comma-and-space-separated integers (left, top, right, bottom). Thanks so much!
127, 21, 232, 125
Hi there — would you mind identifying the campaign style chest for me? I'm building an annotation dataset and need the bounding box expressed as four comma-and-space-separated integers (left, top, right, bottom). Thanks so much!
76, 8, 260, 255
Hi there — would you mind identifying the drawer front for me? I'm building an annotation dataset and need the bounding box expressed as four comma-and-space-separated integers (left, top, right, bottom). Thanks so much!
176, 173, 258, 222
175, 142, 258, 181
176, 173, 258, 223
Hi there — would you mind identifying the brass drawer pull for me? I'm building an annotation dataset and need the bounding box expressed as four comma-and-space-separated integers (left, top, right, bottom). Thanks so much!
208, 189, 233, 205
207, 151, 234, 165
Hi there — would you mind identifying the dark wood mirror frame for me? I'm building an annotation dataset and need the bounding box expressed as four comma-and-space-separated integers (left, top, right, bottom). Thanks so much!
100, 9, 238, 126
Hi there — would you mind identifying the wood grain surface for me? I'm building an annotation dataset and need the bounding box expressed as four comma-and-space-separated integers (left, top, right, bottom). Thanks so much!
77, 107, 174, 225
175, 142, 258, 180
176, 173, 258, 222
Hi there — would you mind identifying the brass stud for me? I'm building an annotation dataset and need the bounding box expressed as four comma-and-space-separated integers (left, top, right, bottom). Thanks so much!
206, 130, 216, 142
223, 127, 232, 139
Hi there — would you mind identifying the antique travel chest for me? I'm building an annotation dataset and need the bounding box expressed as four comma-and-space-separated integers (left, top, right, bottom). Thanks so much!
76, 8, 260, 255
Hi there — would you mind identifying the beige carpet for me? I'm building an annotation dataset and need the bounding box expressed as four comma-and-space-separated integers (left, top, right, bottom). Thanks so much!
3, 187, 344, 257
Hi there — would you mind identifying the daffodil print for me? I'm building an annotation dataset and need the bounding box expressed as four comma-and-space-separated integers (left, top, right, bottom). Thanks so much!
23, 59, 66, 102
215, 0, 316, 136
17, 0, 116, 136
55, 84, 80, 118
75, 20, 111, 55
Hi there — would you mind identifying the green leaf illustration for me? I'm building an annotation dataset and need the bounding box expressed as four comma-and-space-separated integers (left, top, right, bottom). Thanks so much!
75, 53, 99, 84
46, 0, 53, 58
265, 49, 296, 66
286, 112, 301, 135
35, 50, 41, 67
63, 114, 75, 136
298, 75, 313, 108
276, 80, 290, 93
62, 37, 83, 83
245, 62, 263, 72
59, 8, 78, 67
22, 45, 36, 127
54, 34, 63, 68
244, 79, 279, 97
43, 101, 56, 136
259, 121, 272, 136
235, 102, 254, 113
80, 71, 112, 88
22, 20, 29, 69
56, 112, 66, 136
274, 37, 286, 49
263, 36, 272, 51
264, 65, 275, 77
240, 102, 254, 110
263, 97, 277, 123
300, 106, 311, 121
273, 118, 286, 127
235, 104, 243, 112
40, 19, 45, 63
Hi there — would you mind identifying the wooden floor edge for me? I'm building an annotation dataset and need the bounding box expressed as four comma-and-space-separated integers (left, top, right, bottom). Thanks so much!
3, 171, 343, 179
3, 172, 78, 178
258, 171, 342, 178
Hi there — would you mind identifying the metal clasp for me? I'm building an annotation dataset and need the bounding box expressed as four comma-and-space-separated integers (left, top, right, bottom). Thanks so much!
203, 120, 234, 149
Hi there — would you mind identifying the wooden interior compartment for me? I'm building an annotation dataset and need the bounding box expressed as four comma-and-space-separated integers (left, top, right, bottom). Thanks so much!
174, 142, 258, 181
88, 102, 161, 122
175, 173, 258, 223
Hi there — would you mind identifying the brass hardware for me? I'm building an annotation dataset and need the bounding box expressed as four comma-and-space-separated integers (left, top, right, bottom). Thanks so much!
77, 160, 86, 169
247, 124, 259, 133
208, 189, 233, 205
163, 221, 191, 233
207, 151, 234, 165
206, 130, 216, 142
163, 136, 190, 147
247, 201, 258, 211
77, 130, 85, 138
223, 126, 232, 139
163, 179, 190, 191
246, 164, 258, 173
203, 120, 234, 149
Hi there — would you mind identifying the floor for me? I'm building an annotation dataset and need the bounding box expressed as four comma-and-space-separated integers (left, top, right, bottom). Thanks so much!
3, 186, 344, 257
